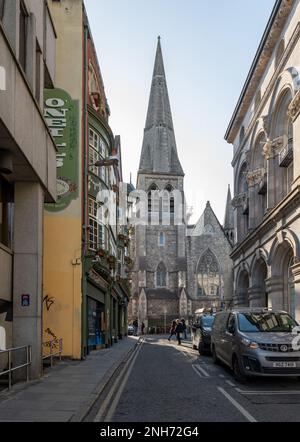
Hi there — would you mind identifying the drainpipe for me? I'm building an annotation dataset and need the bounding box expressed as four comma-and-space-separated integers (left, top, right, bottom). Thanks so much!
81, 19, 89, 359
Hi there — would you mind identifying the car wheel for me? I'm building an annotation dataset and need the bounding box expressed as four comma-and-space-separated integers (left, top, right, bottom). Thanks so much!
233, 356, 247, 384
212, 346, 220, 365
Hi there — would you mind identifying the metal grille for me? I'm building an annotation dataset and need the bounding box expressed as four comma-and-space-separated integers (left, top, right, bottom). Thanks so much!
259, 343, 294, 352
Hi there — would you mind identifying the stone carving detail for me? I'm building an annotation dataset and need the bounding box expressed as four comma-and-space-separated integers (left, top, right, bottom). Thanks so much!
262, 116, 270, 137
263, 137, 284, 159
232, 192, 248, 209
288, 90, 300, 121
246, 168, 266, 187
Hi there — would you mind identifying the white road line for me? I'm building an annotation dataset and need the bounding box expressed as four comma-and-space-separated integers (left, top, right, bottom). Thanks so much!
192, 365, 203, 378
218, 387, 257, 423
193, 364, 210, 378
94, 339, 144, 422
104, 341, 144, 422
226, 380, 236, 387
236, 388, 300, 396
219, 374, 225, 378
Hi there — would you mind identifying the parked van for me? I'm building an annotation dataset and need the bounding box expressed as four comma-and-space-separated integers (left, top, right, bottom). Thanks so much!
211, 308, 300, 382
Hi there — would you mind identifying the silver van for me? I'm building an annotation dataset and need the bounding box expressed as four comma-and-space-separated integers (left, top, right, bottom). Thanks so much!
211, 308, 300, 382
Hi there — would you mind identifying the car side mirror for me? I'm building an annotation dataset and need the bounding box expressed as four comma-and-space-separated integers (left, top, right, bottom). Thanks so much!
228, 325, 235, 335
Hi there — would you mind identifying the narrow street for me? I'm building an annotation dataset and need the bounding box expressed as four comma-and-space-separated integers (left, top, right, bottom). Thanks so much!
87, 336, 300, 423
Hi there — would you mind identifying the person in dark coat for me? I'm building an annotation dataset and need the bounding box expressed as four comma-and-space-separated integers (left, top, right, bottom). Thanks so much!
168, 320, 177, 341
181, 318, 187, 340
133, 319, 138, 336
175, 319, 183, 345
141, 322, 145, 335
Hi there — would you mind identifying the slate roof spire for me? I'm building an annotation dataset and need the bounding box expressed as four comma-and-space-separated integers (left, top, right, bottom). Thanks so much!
223, 185, 234, 231
138, 38, 184, 176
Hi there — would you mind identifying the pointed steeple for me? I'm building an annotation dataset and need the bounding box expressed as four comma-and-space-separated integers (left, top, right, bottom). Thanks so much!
138, 38, 184, 177
224, 185, 234, 244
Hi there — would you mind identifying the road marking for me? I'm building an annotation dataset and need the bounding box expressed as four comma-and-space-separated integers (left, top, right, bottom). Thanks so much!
236, 388, 300, 396
219, 374, 225, 378
226, 380, 236, 387
94, 339, 144, 422
193, 364, 210, 378
192, 365, 202, 378
104, 341, 144, 422
218, 387, 257, 423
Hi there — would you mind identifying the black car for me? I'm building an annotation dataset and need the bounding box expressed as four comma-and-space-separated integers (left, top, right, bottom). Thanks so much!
191, 315, 215, 355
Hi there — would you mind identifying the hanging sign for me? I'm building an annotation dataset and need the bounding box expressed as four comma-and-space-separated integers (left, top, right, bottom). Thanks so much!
44, 89, 79, 212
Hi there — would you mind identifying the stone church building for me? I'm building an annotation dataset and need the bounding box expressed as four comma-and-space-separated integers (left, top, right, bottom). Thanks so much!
129, 38, 233, 330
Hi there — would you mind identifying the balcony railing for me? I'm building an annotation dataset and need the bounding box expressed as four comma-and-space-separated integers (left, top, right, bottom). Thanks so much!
279, 138, 293, 167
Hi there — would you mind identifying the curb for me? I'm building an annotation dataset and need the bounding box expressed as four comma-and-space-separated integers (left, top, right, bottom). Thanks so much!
71, 337, 142, 422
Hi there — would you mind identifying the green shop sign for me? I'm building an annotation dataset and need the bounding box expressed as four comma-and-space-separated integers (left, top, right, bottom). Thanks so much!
44, 89, 79, 212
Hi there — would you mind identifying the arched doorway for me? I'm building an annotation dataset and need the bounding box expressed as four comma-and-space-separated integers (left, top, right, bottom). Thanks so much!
251, 258, 268, 307
237, 270, 250, 307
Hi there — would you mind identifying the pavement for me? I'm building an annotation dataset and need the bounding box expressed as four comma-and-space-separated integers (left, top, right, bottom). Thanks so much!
0, 336, 139, 422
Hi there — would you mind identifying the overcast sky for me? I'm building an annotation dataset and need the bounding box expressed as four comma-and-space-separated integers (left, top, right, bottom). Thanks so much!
84, 0, 275, 224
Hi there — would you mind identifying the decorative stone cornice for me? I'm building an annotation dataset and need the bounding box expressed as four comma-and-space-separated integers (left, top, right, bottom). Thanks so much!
263, 137, 284, 159
225, 0, 293, 144
246, 167, 266, 187
288, 90, 300, 121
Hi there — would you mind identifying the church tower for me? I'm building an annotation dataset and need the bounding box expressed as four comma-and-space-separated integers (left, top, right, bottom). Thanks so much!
130, 38, 188, 330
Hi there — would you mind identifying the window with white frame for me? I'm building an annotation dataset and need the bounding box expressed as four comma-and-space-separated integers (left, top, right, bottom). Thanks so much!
89, 127, 109, 183
88, 197, 105, 251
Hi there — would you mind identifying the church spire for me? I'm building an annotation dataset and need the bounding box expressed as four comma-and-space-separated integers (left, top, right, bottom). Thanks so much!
224, 185, 234, 244
138, 38, 184, 177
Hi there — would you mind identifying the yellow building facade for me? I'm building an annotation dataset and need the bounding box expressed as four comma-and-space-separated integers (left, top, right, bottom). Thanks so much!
43, 0, 83, 359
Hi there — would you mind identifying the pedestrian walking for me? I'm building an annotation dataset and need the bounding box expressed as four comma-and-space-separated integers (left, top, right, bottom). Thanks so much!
175, 319, 183, 345
168, 320, 177, 341
141, 322, 145, 335
181, 318, 187, 340
133, 319, 138, 336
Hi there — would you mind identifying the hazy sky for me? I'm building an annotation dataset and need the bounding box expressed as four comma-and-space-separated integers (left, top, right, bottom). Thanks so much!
84, 0, 275, 223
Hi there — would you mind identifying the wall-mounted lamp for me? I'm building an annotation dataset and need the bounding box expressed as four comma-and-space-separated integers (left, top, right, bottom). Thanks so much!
90, 155, 119, 168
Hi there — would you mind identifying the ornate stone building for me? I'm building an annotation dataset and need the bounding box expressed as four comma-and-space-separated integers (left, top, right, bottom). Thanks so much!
225, 0, 300, 322
129, 38, 233, 330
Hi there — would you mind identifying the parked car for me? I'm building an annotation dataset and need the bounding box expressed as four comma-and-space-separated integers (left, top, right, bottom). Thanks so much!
211, 308, 300, 382
192, 314, 215, 354
127, 325, 134, 336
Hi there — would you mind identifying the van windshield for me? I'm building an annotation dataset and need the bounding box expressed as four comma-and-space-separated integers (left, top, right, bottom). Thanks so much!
237, 312, 298, 333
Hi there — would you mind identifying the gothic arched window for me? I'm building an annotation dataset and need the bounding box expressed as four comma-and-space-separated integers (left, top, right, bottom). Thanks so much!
156, 262, 167, 287
197, 250, 221, 297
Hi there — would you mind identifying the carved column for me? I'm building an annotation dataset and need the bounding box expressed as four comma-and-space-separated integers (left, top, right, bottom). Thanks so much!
265, 277, 284, 310
288, 91, 300, 189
